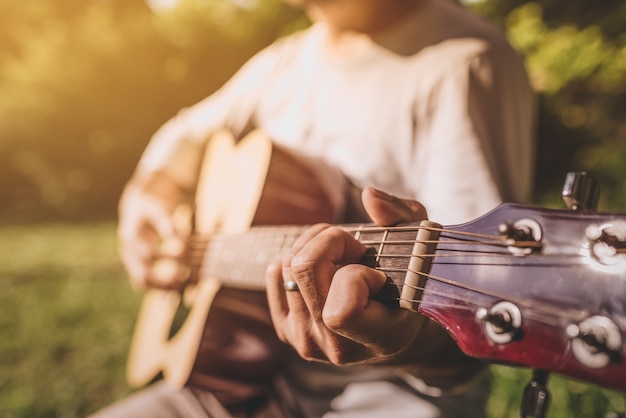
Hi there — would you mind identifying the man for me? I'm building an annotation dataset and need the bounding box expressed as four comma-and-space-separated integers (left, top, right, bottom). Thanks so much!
97, 0, 535, 416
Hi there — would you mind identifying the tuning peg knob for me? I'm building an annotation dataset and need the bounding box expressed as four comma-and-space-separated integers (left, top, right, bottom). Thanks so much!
477, 301, 523, 344
562, 171, 600, 211
566, 315, 622, 368
586, 222, 626, 267
498, 218, 542, 256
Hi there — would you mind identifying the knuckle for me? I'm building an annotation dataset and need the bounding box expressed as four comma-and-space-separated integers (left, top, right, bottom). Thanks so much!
321, 307, 350, 330
289, 256, 318, 281
318, 225, 350, 244
287, 224, 349, 282
308, 223, 333, 235
291, 223, 331, 251
324, 225, 348, 238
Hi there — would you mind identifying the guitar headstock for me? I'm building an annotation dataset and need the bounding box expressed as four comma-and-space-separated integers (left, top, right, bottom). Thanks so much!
419, 198, 626, 394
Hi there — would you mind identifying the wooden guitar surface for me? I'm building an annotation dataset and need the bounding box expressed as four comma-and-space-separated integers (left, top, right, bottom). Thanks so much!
126, 130, 341, 400
125, 132, 626, 396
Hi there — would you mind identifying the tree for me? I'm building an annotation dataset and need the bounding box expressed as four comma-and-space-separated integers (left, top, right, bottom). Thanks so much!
1, 0, 625, 220
473, 0, 626, 210
0, 0, 305, 220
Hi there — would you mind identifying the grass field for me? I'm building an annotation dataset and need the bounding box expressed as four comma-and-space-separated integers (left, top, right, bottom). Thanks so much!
0, 222, 623, 417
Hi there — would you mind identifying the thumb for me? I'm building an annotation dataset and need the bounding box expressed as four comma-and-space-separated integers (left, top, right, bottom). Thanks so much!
361, 187, 427, 227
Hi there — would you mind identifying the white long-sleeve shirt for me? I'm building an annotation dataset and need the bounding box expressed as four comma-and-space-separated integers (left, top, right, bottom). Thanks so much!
138, 0, 534, 227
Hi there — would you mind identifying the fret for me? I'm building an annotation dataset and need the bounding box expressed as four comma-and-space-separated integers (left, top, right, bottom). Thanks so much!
353, 225, 362, 242
377, 229, 389, 266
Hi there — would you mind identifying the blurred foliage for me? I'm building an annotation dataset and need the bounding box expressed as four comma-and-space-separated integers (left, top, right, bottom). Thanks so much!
472, 0, 626, 210
0, 0, 305, 221
0, 0, 625, 219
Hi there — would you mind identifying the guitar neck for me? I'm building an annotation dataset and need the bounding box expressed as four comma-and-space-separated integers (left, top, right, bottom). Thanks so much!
197, 225, 308, 290
194, 222, 440, 296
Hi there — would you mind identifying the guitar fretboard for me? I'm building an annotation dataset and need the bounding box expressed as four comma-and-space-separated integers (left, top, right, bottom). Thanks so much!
199, 226, 307, 289
194, 223, 439, 299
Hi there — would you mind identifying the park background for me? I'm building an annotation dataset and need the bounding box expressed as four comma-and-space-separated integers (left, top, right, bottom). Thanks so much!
1, 0, 626, 416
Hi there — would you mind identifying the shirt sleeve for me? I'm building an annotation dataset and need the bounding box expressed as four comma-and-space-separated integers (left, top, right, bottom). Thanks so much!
134, 42, 282, 190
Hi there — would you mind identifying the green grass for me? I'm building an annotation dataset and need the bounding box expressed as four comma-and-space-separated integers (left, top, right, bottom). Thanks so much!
0, 223, 141, 418
0, 223, 623, 417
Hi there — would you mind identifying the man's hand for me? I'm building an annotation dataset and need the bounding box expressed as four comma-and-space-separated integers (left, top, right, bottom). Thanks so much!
266, 187, 430, 365
118, 172, 192, 290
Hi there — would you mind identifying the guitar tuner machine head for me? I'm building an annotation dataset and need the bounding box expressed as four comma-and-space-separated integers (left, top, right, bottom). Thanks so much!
586, 222, 626, 268
476, 300, 523, 345
498, 218, 542, 256
566, 315, 622, 369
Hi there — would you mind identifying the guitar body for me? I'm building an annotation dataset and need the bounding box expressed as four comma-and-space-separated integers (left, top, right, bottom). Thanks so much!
126, 130, 341, 401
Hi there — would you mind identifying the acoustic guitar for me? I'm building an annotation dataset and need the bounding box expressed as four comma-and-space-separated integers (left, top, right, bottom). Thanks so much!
126, 130, 626, 397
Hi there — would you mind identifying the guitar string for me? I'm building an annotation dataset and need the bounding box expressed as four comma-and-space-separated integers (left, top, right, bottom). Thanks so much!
186, 222, 569, 253
184, 231, 592, 290
343, 224, 503, 241
178, 259, 575, 337
380, 291, 567, 330
181, 236, 591, 330
186, 222, 624, 252
184, 224, 598, 292
172, 251, 586, 349
185, 236, 580, 260
183, 236, 586, 329
189, 224, 517, 244
378, 273, 584, 326
182, 229, 618, 326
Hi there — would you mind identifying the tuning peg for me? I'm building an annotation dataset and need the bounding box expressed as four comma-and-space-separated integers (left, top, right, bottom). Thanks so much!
498, 219, 542, 256
562, 171, 600, 211
566, 315, 622, 369
585, 222, 626, 267
476, 301, 523, 344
